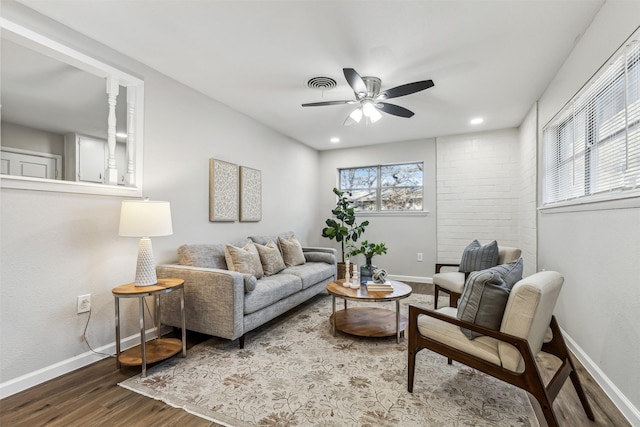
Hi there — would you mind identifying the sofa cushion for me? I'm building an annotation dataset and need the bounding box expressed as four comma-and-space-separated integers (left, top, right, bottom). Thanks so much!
224, 242, 264, 279
243, 274, 258, 293
279, 235, 305, 267
283, 262, 335, 289
255, 240, 286, 276
458, 240, 499, 273
249, 231, 294, 252
456, 258, 524, 339
243, 274, 303, 314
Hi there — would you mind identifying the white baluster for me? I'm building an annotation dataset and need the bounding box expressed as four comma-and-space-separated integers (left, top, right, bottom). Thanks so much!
126, 89, 136, 186
106, 77, 119, 185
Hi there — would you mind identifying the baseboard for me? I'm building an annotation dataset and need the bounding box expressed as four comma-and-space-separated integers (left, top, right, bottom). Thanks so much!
0, 327, 165, 400
562, 327, 640, 426
389, 274, 432, 284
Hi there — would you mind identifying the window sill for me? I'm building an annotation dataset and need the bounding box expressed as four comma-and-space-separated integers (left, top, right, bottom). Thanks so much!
539, 189, 640, 214
1, 175, 143, 197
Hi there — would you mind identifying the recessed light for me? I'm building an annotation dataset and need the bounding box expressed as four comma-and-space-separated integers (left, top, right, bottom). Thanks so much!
470, 117, 484, 125
330, 137, 340, 143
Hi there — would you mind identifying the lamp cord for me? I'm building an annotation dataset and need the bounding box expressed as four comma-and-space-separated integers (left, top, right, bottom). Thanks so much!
82, 297, 157, 358
83, 308, 116, 358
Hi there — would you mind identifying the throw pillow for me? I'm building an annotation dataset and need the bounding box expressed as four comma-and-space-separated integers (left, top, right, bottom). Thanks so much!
458, 240, 499, 273
255, 240, 286, 276
224, 242, 264, 279
456, 258, 524, 340
278, 235, 306, 267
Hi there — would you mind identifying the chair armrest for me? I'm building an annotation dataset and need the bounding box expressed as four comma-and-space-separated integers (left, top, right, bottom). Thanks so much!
435, 263, 460, 273
408, 304, 529, 350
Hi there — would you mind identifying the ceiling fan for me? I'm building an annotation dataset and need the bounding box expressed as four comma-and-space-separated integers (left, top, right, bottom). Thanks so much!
302, 68, 434, 125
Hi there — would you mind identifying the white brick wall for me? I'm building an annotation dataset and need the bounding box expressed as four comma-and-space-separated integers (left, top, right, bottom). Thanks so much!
436, 128, 521, 263
517, 104, 538, 277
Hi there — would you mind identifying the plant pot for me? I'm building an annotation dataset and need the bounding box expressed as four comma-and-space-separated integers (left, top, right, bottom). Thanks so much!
360, 263, 376, 284
336, 262, 357, 280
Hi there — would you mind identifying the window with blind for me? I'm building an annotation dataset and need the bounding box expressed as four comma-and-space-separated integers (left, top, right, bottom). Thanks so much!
339, 162, 424, 212
543, 30, 640, 206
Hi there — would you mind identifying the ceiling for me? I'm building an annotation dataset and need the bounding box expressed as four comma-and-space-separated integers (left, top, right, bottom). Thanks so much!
16, 0, 604, 151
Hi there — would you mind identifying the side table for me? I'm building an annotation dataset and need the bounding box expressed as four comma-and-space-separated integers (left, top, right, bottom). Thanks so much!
112, 277, 186, 377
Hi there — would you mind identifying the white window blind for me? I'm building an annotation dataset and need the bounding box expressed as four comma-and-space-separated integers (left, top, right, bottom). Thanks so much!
543, 30, 640, 205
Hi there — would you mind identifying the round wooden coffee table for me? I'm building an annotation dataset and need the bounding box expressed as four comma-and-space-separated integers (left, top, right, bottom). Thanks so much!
326, 279, 412, 343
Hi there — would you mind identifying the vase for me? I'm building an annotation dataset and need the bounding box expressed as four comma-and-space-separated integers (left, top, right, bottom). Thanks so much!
360, 263, 376, 284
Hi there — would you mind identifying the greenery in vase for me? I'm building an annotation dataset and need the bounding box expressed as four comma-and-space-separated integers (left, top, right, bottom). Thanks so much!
321, 187, 369, 263
348, 240, 388, 266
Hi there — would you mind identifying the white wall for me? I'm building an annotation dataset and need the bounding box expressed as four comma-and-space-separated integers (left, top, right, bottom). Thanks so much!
436, 129, 524, 265
1, 121, 65, 156
537, 0, 640, 420
0, 4, 320, 394
318, 139, 437, 281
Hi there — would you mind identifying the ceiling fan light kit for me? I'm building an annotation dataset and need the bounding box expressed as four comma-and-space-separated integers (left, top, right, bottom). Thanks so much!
302, 68, 434, 125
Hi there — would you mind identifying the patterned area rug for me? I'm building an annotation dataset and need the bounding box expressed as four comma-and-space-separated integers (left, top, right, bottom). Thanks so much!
120, 292, 537, 427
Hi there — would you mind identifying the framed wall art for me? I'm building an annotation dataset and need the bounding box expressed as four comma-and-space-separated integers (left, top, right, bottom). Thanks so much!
239, 166, 262, 222
209, 159, 238, 222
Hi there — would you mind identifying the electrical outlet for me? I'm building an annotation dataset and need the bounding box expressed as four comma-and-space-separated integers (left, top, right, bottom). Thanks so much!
77, 294, 91, 314
417, 252, 423, 262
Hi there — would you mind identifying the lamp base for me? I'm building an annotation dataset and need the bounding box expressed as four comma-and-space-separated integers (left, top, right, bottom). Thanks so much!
134, 237, 158, 286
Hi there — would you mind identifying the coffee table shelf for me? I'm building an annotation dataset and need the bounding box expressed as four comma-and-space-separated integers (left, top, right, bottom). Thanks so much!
326, 279, 412, 343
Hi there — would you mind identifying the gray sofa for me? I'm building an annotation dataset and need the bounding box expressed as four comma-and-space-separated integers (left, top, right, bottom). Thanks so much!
157, 232, 336, 347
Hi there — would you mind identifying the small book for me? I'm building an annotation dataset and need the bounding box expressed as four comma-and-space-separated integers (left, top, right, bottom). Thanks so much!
365, 281, 393, 292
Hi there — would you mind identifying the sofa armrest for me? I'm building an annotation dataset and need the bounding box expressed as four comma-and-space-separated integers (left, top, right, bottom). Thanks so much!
303, 247, 337, 265
156, 264, 245, 340
435, 263, 460, 273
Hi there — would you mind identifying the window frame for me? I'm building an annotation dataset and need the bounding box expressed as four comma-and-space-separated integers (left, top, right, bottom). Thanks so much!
338, 161, 426, 215
542, 29, 640, 209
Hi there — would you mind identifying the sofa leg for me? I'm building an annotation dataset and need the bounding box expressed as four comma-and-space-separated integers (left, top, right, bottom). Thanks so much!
239, 335, 245, 349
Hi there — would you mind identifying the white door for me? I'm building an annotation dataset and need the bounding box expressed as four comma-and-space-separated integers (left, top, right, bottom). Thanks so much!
77, 137, 105, 183
0, 149, 60, 179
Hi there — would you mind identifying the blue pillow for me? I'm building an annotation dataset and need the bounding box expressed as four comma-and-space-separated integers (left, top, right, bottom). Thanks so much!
458, 240, 499, 273
457, 258, 524, 339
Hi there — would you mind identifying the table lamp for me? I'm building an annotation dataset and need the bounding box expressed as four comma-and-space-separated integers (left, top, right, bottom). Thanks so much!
119, 199, 173, 286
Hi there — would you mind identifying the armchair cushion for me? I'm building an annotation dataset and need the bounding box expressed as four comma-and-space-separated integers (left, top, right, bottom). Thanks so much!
416, 307, 501, 365
457, 258, 524, 339
432, 271, 466, 294
458, 240, 499, 273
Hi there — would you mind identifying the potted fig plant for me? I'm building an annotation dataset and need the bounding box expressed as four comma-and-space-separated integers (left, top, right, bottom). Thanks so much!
321, 187, 369, 278
347, 240, 388, 283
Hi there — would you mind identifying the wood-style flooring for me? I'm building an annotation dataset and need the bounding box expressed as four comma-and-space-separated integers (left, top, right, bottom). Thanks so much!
0, 285, 631, 426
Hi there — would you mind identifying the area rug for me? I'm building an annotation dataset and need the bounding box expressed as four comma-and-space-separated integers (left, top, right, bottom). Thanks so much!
120, 292, 538, 427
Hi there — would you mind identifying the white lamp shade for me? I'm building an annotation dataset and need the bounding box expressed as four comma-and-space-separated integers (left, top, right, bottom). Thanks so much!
119, 200, 173, 237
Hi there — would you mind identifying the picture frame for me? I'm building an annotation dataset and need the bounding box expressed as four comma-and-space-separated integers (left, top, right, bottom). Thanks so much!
209, 159, 238, 222
239, 166, 262, 222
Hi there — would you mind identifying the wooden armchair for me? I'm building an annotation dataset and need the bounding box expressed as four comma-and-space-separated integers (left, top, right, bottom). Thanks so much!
433, 246, 521, 309
408, 271, 594, 427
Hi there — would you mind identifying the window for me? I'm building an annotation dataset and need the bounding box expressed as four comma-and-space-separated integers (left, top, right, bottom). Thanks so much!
543, 30, 640, 206
339, 162, 424, 211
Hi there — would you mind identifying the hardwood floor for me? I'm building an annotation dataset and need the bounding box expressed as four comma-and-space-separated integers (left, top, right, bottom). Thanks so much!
0, 285, 631, 426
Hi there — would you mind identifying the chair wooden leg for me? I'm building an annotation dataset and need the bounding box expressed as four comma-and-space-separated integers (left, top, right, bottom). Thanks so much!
434, 285, 440, 309
449, 291, 460, 308
542, 317, 595, 421
408, 346, 417, 392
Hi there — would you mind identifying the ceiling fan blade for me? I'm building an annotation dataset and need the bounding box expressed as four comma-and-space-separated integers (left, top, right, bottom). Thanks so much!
301, 100, 356, 107
343, 68, 368, 97
380, 80, 434, 99
377, 102, 415, 118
